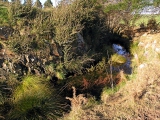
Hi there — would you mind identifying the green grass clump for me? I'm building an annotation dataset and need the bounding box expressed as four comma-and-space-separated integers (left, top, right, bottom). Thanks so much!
101, 80, 126, 104
9, 75, 65, 120
109, 53, 127, 67
102, 80, 126, 96
13, 76, 50, 102
0, 5, 8, 25
134, 15, 160, 27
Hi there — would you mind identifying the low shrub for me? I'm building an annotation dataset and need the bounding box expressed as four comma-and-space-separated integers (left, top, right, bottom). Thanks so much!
147, 18, 159, 30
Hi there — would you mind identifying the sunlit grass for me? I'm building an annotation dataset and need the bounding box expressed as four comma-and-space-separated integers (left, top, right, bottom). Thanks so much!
0, 4, 8, 25
120, 14, 160, 27
9, 75, 65, 120
13, 76, 50, 103
134, 15, 160, 26
109, 53, 127, 67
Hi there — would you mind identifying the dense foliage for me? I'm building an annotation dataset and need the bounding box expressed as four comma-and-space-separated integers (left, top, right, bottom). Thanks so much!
0, 0, 160, 119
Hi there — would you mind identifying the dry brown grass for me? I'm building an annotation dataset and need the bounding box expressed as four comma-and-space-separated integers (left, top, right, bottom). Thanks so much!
61, 32, 160, 120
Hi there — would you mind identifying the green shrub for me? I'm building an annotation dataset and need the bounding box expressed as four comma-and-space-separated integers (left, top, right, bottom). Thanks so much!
45, 63, 66, 80
87, 57, 107, 73
139, 22, 146, 29
147, 18, 159, 30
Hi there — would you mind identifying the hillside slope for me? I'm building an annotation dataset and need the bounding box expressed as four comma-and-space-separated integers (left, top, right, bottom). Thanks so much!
62, 32, 160, 120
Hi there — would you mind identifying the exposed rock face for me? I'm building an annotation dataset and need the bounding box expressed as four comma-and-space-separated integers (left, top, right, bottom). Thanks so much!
0, 26, 14, 40
0, 53, 46, 76
0, 29, 99, 79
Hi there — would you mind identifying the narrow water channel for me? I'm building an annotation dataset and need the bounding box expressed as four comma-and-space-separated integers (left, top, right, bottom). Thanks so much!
112, 44, 132, 74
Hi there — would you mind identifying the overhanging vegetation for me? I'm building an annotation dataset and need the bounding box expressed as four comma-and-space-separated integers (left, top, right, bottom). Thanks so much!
0, 0, 160, 119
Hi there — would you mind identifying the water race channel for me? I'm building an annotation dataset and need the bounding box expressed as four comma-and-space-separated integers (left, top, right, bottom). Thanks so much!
112, 44, 132, 74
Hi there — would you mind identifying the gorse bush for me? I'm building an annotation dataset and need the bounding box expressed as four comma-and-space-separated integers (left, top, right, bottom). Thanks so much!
87, 57, 107, 73
8, 6, 54, 55
50, 0, 105, 73
52, 0, 86, 45
7, 0, 103, 74
45, 63, 66, 80
6, 0, 130, 76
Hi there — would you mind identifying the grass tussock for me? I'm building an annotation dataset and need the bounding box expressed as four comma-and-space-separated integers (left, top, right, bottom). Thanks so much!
8, 75, 65, 120
0, 3, 8, 25
109, 53, 127, 67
